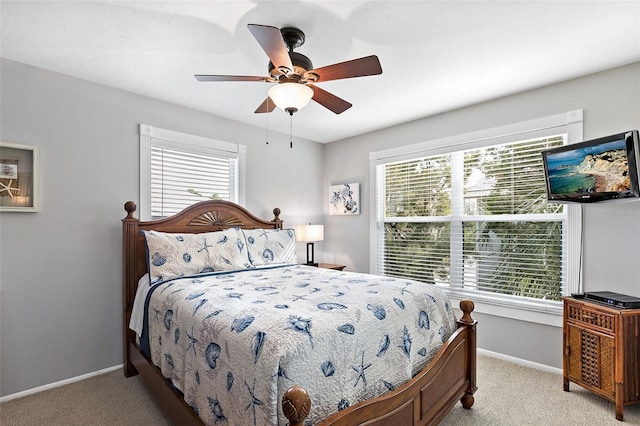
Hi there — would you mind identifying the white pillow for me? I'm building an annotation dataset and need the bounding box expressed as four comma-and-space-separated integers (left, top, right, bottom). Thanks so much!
142, 228, 251, 281
244, 228, 297, 266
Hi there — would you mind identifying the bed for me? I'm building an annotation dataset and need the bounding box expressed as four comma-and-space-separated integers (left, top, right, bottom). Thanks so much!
122, 200, 477, 425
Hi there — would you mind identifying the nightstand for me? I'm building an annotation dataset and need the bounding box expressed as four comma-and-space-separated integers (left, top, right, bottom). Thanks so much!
317, 263, 346, 271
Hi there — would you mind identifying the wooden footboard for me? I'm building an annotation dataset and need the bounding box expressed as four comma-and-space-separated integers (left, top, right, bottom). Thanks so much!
283, 300, 477, 426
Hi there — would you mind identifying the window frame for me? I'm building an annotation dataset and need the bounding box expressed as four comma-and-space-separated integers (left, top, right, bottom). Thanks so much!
139, 124, 246, 221
370, 111, 584, 326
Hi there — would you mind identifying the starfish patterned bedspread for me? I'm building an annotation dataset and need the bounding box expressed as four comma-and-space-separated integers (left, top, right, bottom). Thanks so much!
141, 264, 456, 425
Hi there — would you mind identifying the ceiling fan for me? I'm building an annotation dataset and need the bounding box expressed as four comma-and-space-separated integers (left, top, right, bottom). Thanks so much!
195, 24, 383, 115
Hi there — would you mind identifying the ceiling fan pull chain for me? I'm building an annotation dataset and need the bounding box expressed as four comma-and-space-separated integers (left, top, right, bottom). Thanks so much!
266, 97, 270, 144
289, 112, 293, 148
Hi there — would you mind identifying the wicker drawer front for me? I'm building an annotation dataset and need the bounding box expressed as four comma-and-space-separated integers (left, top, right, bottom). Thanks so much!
567, 304, 615, 333
566, 325, 615, 396
580, 329, 615, 396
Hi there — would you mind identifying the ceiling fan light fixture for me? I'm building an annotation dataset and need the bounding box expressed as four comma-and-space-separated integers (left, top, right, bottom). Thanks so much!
268, 83, 313, 114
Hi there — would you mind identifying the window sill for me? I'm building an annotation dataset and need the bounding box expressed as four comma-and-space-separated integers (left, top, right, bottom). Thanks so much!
443, 288, 563, 327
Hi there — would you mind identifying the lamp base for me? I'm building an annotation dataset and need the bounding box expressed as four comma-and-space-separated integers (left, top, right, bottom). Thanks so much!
305, 242, 317, 267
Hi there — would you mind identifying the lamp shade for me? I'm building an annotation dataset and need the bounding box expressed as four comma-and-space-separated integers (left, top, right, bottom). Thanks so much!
268, 83, 314, 113
295, 224, 324, 242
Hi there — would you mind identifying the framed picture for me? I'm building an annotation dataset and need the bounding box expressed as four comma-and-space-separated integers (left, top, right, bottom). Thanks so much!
329, 183, 360, 215
0, 142, 40, 212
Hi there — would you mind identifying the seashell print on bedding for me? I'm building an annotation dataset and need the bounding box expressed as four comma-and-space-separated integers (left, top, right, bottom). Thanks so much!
144, 264, 456, 425
205, 342, 221, 369
318, 302, 347, 310
192, 299, 207, 315
367, 303, 386, 320
207, 396, 227, 423
226, 371, 234, 391
253, 331, 265, 363
399, 326, 412, 358
321, 360, 335, 377
231, 315, 254, 333
151, 252, 166, 266
163, 310, 173, 330
243, 228, 297, 266
418, 310, 430, 329
338, 398, 350, 412
262, 249, 274, 261
377, 334, 390, 357
337, 324, 355, 334
142, 228, 252, 282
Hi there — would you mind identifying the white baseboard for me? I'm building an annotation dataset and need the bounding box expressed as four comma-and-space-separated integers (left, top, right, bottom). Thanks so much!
478, 348, 562, 375
0, 364, 123, 403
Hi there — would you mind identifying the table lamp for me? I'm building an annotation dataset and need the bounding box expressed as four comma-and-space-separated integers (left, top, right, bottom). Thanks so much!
295, 224, 324, 267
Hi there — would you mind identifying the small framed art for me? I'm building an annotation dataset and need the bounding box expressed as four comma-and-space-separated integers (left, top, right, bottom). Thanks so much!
0, 142, 40, 212
329, 183, 360, 215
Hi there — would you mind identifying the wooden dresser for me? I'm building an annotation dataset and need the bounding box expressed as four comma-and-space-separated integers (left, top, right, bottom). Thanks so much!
562, 296, 640, 421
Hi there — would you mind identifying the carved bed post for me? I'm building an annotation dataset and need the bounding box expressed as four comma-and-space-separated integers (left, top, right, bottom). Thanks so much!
272, 207, 283, 229
282, 386, 312, 426
458, 299, 477, 409
122, 201, 140, 377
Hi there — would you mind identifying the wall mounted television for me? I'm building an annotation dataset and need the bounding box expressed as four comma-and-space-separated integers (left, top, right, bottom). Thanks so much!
541, 130, 640, 203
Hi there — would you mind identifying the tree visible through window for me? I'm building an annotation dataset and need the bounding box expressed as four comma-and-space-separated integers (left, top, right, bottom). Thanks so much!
378, 135, 567, 301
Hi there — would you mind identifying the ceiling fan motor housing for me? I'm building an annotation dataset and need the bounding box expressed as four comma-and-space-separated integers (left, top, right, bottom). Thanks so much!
269, 52, 316, 81
268, 27, 318, 82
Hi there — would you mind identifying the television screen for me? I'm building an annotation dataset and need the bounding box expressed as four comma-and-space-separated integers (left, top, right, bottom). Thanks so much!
541, 130, 640, 203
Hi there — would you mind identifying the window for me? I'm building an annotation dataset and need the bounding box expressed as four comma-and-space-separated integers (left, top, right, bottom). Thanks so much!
371, 111, 583, 325
139, 124, 245, 220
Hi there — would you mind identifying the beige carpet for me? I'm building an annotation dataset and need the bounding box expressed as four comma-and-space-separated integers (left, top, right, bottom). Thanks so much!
2, 355, 639, 425
1, 369, 172, 426
440, 355, 640, 426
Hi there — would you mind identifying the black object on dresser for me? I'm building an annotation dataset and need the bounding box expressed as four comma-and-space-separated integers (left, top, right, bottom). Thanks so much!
584, 291, 640, 309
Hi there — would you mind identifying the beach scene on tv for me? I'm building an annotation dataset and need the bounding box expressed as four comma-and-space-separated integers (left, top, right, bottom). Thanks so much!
546, 139, 631, 195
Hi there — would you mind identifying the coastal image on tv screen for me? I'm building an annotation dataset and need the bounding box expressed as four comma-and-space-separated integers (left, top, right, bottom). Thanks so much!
546, 139, 631, 195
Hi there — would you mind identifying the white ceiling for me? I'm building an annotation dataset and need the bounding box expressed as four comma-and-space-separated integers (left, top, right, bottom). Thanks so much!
2, 1, 639, 143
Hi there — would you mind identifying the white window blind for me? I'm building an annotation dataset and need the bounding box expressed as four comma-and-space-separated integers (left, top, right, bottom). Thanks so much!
381, 136, 566, 297
140, 124, 245, 220
371, 111, 583, 322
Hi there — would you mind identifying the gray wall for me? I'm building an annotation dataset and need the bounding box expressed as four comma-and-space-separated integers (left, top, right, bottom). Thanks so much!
2, 57, 638, 397
0, 58, 324, 397
322, 62, 640, 369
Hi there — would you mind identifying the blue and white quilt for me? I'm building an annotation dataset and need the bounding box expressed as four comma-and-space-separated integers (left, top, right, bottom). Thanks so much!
141, 264, 456, 425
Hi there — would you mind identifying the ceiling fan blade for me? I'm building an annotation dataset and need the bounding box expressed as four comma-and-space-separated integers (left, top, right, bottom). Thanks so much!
195, 74, 268, 82
247, 24, 293, 75
308, 84, 352, 114
309, 55, 382, 83
254, 97, 277, 114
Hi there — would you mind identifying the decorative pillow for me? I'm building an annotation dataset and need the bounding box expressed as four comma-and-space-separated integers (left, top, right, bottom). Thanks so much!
142, 228, 251, 281
244, 228, 297, 266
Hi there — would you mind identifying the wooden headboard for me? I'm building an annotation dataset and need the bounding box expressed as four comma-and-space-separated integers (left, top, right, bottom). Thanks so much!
122, 200, 282, 375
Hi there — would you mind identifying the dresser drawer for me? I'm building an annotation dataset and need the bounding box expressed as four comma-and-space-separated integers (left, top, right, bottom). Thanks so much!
566, 303, 615, 334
